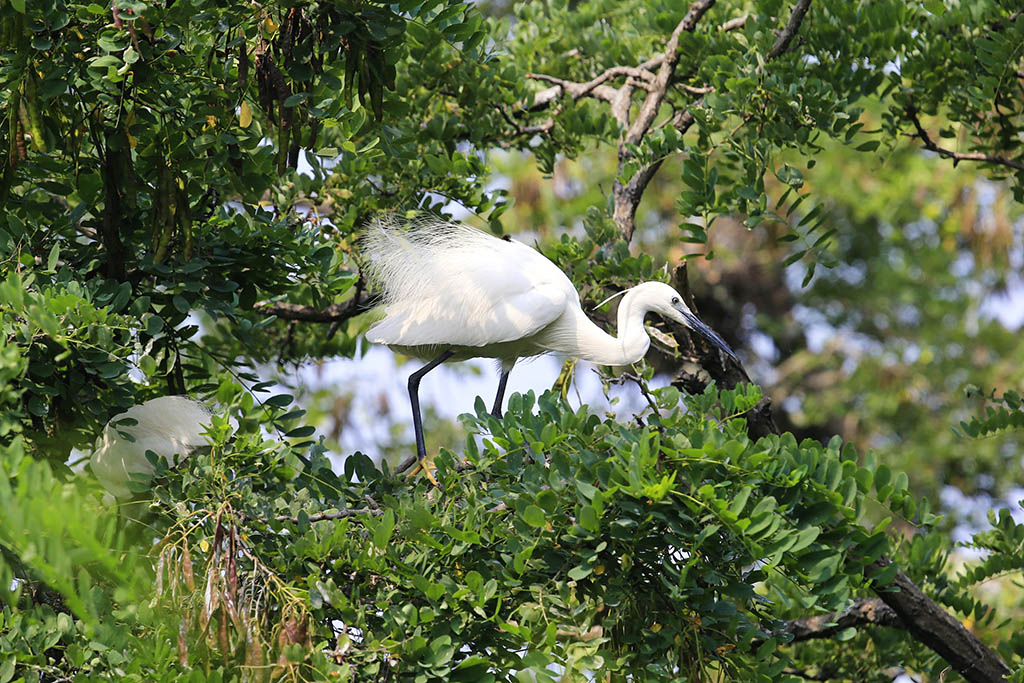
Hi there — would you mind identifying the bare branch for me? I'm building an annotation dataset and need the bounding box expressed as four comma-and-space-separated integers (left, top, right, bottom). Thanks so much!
767, 598, 901, 644
678, 84, 714, 95
526, 85, 563, 111
258, 279, 374, 323
275, 507, 384, 524
767, 0, 812, 60
625, 0, 716, 146
497, 104, 556, 139
719, 15, 749, 32
258, 297, 373, 323
905, 103, 1024, 172
525, 65, 655, 108
611, 1, 717, 240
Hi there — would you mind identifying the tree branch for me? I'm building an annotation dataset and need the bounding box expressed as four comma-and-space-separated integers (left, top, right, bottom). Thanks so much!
612, 1, 717, 240
257, 284, 374, 323
760, 598, 901, 645
904, 103, 1024, 172
869, 559, 1011, 683
767, 0, 812, 60
718, 15, 749, 32
275, 507, 384, 524
624, 0, 715, 146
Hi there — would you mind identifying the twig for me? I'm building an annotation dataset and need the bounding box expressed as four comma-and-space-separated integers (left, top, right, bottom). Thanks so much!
605, 370, 660, 415
678, 84, 714, 95
497, 103, 556, 139
905, 103, 1024, 172
396, 454, 417, 474
525, 71, 628, 108
718, 15, 749, 32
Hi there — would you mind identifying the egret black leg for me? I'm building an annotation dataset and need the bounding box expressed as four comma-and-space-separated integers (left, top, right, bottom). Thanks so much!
397, 350, 454, 475
491, 369, 510, 418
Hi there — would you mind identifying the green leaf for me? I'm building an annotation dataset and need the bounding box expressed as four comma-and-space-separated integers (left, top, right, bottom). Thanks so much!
729, 486, 752, 518
568, 564, 593, 580
789, 526, 820, 554
521, 504, 546, 528
265, 394, 294, 408
0, 655, 14, 683
579, 505, 599, 532
373, 510, 396, 549
47, 243, 60, 271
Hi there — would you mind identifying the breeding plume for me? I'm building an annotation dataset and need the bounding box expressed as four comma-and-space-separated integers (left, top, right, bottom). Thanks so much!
90, 396, 210, 498
363, 216, 737, 471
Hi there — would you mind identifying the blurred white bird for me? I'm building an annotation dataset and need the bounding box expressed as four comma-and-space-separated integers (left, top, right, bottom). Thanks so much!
90, 396, 211, 498
363, 216, 737, 472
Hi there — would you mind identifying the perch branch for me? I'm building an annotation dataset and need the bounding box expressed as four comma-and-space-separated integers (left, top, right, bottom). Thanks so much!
257, 280, 374, 323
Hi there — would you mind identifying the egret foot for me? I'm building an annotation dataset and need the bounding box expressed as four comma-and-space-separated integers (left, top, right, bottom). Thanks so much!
406, 456, 439, 486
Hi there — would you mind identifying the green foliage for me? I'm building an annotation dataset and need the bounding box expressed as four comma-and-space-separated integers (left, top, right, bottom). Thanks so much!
2, 0, 1024, 680
0, 383, 953, 681
958, 387, 1024, 438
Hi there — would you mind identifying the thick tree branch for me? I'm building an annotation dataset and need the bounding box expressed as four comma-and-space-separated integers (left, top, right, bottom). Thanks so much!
612, 1, 716, 240
767, 0, 812, 59
625, 1, 716, 146
870, 559, 1011, 683
614, 0, 811, 241
905, 103, 1024, 172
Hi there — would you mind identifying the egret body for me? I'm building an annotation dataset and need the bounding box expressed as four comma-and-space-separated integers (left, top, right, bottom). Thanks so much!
90, 396, 211, 498
363, 217, 737, 470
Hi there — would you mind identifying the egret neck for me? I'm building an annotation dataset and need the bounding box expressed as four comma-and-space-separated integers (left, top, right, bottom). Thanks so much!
562, 287, 652, 367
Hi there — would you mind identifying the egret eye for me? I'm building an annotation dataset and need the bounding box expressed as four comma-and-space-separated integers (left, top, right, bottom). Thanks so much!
671, 296, 680, 305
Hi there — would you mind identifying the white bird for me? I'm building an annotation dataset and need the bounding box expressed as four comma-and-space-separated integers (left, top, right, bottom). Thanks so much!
90, 396, 211, 498
362, 216, 737, 471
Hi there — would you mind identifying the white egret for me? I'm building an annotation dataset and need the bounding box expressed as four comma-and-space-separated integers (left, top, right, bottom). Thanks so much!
90, 396, 211, 498
363, 216, 737, 471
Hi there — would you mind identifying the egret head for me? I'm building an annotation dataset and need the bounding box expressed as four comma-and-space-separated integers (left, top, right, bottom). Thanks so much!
635, 282, 738, 361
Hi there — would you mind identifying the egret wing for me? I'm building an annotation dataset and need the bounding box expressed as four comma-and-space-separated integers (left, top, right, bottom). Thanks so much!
367, 241, 575, 348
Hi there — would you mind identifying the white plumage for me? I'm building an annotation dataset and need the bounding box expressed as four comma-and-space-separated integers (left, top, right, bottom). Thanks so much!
362, 216, 737, 471
364, 216, 576, 358
90, 396, 211, 498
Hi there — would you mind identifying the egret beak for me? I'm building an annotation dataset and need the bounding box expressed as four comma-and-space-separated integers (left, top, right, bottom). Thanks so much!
678, 308, 738, 361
